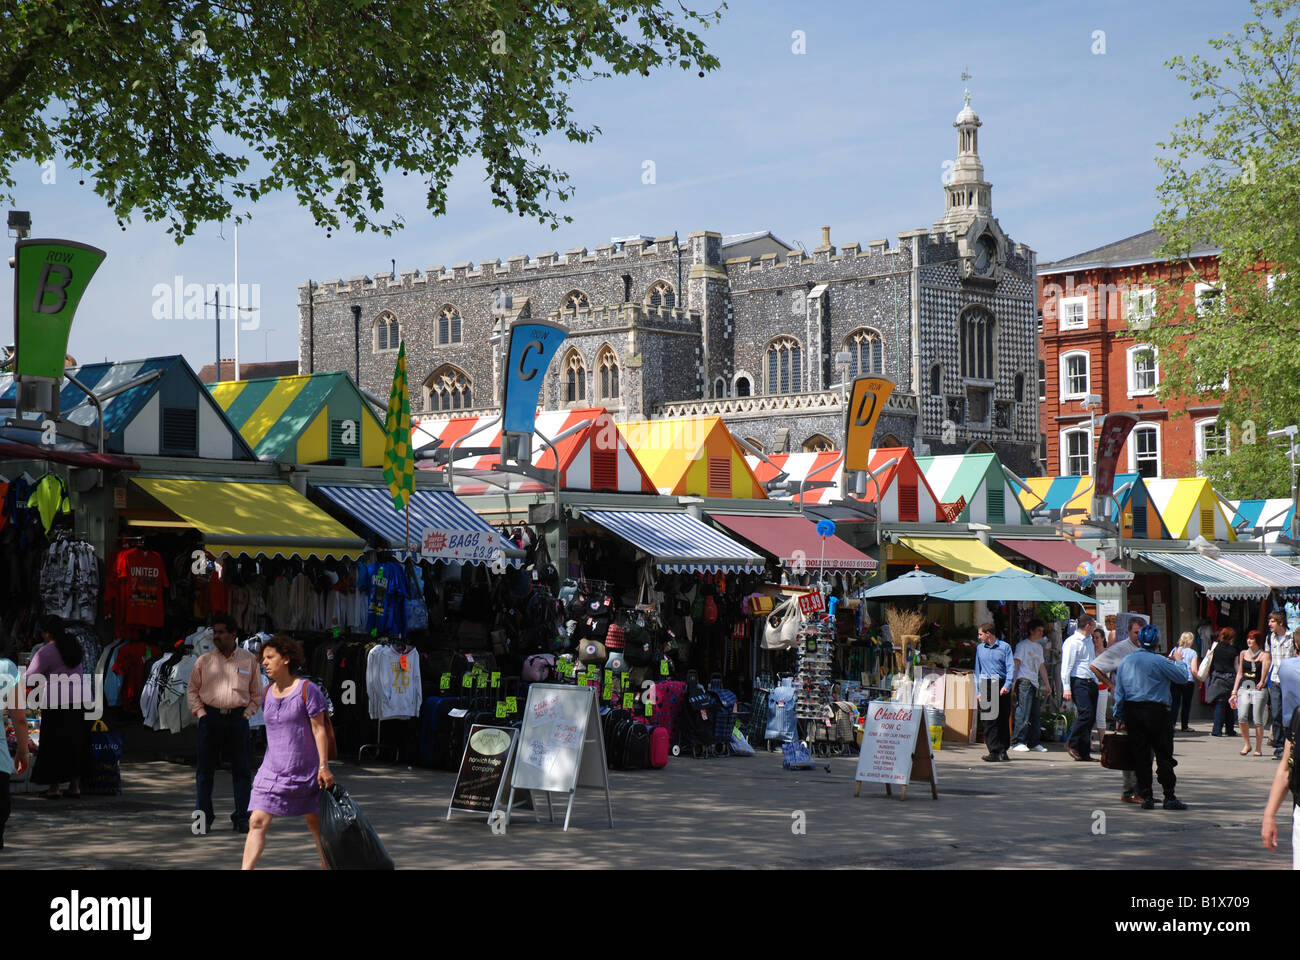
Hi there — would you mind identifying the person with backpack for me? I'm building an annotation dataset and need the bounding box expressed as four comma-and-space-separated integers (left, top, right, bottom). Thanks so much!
241, 634, 335, 870
1113, 624, 1193, 810
1261, 704, 1300, 867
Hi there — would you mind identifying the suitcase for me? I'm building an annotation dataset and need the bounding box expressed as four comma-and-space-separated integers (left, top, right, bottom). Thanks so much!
617, 719, 651, 769
418, 695, 457, 767
648, 726, 670, 768
638, 679, 686, 745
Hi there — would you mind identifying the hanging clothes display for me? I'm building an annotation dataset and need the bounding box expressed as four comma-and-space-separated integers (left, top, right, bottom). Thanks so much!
360, 559, 408, 638
365, 642, 422, 720
39, 536, 100, 623
26, 474, 70, 535
106, 547, 169, 633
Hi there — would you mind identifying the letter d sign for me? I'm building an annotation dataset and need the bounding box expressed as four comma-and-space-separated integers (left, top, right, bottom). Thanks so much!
843, 376, 895, 472
13, 239, 107, 382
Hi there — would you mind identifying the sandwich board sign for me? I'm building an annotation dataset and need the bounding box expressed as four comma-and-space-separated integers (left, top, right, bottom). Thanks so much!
446, 725, 520, 823
505, 683, 614, 832
853, 700, 939, 801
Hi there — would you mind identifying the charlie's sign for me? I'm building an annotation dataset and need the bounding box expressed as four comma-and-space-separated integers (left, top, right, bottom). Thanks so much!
13, 239, 106, 381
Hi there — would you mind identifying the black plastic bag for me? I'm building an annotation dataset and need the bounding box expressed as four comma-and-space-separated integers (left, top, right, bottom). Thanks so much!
318, 783, 395, 870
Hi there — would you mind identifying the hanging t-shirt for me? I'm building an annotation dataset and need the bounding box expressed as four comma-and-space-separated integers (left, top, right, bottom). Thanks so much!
109, 548, 169, 628
365, 643, 422, 720
361, 561, 408, 638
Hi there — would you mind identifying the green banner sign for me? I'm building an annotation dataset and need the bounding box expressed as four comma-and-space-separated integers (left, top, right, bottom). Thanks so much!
13, 239, 106, 380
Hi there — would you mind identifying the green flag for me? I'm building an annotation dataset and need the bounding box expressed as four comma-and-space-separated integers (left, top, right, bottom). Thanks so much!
382, 342, 414, 512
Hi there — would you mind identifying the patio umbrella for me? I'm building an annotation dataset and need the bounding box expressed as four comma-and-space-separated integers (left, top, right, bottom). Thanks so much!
929, 567, 1095, 604
857, 568, 959, 600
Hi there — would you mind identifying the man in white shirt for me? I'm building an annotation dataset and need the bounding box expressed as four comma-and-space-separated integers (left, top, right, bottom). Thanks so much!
1011, 619, 1052, 752
1267, 610, 1293, 758
1061, 613, 1099, 761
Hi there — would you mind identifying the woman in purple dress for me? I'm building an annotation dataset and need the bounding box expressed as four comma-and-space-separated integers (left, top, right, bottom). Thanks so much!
241, 635, 334, 870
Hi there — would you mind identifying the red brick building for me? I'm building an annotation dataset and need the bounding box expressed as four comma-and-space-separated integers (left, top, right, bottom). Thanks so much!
1036, 230, 1228, 480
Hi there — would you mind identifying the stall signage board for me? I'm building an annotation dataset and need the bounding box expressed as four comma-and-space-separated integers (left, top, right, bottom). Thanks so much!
853, 700, 939, 800
446, 725, 519, 822
13, 239, 107, 382
420, 526, 505, 565
797, 591, 826, 617
505, 683, 614, 832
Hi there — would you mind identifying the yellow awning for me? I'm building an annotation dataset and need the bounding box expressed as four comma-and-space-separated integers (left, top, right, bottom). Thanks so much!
132, 478, 365, 559
898, 536, 1026, 579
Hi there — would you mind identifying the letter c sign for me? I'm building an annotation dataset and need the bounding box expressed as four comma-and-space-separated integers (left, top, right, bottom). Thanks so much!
517, 340, 544, 381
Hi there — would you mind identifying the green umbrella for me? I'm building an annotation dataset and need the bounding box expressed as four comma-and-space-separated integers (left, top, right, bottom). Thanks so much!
929, 567, 1095, 604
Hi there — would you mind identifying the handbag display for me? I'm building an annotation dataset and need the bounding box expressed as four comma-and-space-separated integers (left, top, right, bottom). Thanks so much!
1197, 642, 1217, 682
1100, 730, 1136, 771
761, 598, 801, 650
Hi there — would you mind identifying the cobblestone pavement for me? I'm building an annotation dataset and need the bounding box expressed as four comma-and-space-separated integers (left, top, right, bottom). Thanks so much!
4, 727, 1287, 870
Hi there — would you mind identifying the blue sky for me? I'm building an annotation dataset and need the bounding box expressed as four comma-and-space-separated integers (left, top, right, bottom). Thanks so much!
2, 0, 1249, 372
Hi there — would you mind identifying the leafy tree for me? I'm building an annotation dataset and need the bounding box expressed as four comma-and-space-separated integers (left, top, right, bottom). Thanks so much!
1146, 0, 1300, 498
0, 1, 723, 240
1199, 434, 1290, 501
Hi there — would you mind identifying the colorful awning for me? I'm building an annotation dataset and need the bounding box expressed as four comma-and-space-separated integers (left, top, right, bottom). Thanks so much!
897, 537, 1027, 579
313, 485, 519, 567
1137, 551, 1270, 600
709, 514, 877, 572
132, 478, 365, 559
994, 538, 1133, 584
1216, 553, 1300, 590
582, 509, 765, 573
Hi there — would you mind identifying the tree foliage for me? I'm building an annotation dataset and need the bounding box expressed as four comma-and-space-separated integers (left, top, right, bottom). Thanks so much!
1147, 0, 1300, 497
0, 1, 724, 241
1200, 434, 1291, 501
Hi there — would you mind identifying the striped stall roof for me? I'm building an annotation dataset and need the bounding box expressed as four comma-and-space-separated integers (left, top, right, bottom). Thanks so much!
208, 372, 384, 465
616, 417, 767, 499
1145, 479, 1236, 541
1137, 551, 1269, 599
916, 453, 1028, 525
582, 509, 766, 573
746, 447, 946, 522
412, 408, 655, 494
1229, 499, 1296, 543
3, 356, 173, 434
313, 485, 521, 567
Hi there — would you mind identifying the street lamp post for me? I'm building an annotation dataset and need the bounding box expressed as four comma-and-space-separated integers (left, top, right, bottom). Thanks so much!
1267, 424, 1300, 539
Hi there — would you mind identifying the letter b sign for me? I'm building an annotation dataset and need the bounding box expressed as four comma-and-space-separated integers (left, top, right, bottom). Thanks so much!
33, 263, 72, 314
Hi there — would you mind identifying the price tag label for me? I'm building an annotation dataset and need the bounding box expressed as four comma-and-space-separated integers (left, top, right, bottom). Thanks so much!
624, 692, 634, 709
495, 702, 507, 719
399, 655, 408, 671
577, 676, 589, 687
559, 660, 573, 677
506, 696, 517, 713
461, 674, 472, 688
659, 659, 669, 676
644, 700, 654, 717
477, 674, 488, 689
607, 685, 617, 702
604, 669, 614, 687
733, 721, 742, 739
490, 671, 501, 688
439, 673, 450, 690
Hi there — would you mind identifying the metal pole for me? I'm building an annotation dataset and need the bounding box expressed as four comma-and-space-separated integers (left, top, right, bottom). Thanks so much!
214, 288, 221, 382
351, 304, 361, 387
234, 222, 240, 381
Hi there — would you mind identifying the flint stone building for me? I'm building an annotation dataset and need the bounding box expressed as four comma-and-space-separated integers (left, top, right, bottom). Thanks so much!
299, 96, 1039, 475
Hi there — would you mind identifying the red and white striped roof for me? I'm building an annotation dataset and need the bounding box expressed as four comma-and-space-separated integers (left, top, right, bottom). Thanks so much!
412, 407, 656, 495
746, 447, 947, 522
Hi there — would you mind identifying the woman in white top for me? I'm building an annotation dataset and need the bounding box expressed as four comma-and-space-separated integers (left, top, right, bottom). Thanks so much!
1169, 632, 1199, 734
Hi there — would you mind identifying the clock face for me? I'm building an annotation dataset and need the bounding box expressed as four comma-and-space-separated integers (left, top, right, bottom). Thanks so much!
973, 234, 997, 276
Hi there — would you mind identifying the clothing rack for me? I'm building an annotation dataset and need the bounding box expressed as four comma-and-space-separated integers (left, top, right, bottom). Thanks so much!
357, 638, 411, 764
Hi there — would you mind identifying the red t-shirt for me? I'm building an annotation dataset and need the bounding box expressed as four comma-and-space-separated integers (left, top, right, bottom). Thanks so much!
111, 548, 169, 627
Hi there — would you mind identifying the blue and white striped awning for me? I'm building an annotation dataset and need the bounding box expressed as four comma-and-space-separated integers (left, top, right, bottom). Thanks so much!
314, 485, 522, 567
1137, 551, 1270, 600
582, 509, 765, 574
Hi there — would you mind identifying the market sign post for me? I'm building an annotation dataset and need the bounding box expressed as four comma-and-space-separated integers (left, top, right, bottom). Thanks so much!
11, 238, 106, 415
853, 700, 939, 801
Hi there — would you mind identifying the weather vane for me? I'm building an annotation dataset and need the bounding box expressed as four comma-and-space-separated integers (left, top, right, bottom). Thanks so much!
961, 66, 972, 105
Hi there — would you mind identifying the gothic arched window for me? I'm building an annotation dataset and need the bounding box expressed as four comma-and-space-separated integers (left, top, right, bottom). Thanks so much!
563, 349, 587, 403
766, 336, 803, 394
597, 346, 619, 401
648, 281, 675, 308
424, 365, 472, 412
562, 290, 590, 314
959, 307, 995, 381
844, 327, 884, 378
437, 305, 462, 345
373, 311, 400, 353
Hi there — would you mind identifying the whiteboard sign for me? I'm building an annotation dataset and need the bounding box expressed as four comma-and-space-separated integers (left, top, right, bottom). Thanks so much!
854, 700, 933, 787
506, 684, 613, 831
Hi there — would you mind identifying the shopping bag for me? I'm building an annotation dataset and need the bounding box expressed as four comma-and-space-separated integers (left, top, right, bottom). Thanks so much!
83, 720, 123, 796
781, 741, 814, 770
1100, 731, 1136, 771
319, 783, 395, 870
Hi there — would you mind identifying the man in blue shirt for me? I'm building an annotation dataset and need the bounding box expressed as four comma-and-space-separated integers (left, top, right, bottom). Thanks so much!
1114, 625, 1194, 810
974, 622, 1016, 762
1060, 613, 1099, 761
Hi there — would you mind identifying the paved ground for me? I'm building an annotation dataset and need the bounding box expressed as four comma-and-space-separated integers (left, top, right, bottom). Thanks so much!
5, 726, 1289, 870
